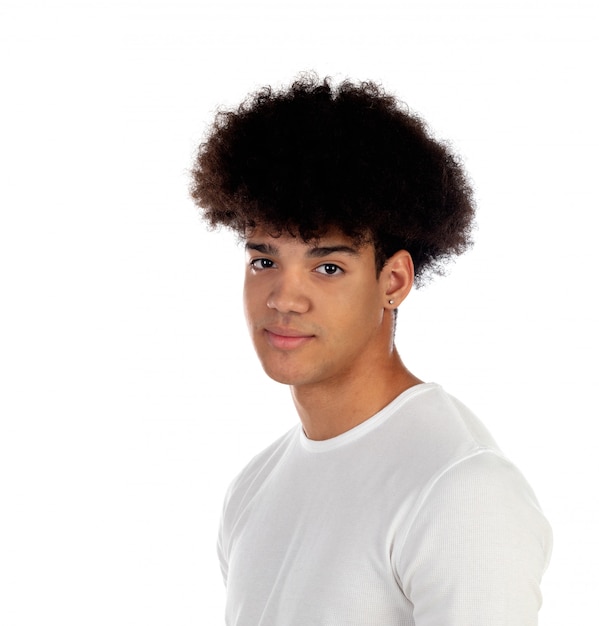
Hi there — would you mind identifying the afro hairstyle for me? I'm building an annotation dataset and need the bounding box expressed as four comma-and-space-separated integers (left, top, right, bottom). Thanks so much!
190, 73, 476, 286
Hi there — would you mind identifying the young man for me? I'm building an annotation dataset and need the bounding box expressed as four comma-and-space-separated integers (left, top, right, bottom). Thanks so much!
190, 75, 552, 625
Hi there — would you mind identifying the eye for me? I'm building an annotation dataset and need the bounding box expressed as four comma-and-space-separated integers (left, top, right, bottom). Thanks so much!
315, 263, 344, 276
249, 258, 275, 271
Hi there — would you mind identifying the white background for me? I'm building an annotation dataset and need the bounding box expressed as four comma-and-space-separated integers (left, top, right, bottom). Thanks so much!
1, 0, 597, 623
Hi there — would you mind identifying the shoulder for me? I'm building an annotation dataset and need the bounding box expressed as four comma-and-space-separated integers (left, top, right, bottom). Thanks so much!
392, 386, 553, 595
395, 449, 552, 623
397, 386, 552, 565
221, 425, 300, 515
399, 383, 501, 451
413, 449, 550, 532
380, 384, 503, 484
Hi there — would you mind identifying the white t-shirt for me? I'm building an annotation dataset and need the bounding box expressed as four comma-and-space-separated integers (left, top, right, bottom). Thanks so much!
218, 383, 552, 625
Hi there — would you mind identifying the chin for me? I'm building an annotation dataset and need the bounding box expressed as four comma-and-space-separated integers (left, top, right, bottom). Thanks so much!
259, 360, 316, 387
254, 342, 323, 387
262, 367, 304, 386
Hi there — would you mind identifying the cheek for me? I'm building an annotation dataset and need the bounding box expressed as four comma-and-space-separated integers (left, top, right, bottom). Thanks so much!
347, 305, 384, 338
243, 278, 259, 318
338, 284, 383, 324
242, 290, 256, 334
243, 278, 270, 331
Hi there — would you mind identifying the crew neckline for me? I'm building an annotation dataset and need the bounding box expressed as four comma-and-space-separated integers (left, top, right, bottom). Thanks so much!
299, 382, 439, 452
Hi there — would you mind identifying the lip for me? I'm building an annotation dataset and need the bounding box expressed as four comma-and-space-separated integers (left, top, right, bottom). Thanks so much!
264, 327, 315, 350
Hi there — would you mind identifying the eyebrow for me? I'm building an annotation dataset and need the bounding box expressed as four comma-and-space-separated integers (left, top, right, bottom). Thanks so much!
245, 242, 361, 258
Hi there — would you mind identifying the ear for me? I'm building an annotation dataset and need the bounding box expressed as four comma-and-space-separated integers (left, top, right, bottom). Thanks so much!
380, 250, 414, 310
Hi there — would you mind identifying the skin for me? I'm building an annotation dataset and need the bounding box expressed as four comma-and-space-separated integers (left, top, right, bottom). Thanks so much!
243, 226, 423, 441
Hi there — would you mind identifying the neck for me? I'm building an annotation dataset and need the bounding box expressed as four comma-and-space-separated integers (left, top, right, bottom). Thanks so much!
291, 350, 422, 441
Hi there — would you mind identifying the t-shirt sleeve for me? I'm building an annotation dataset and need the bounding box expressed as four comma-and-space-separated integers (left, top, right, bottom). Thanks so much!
394, 450, 552, 626
217, 514, 228, 587
217, 480, 235, 588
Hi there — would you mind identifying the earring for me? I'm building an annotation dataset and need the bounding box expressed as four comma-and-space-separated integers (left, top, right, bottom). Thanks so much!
388, 299, 395, 305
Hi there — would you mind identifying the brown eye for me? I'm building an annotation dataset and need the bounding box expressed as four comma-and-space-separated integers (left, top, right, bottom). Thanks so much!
250, 258, 275, 270
315, 263, 343, 276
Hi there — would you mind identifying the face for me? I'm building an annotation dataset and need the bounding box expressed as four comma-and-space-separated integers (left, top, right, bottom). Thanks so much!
243, 226, 395, 389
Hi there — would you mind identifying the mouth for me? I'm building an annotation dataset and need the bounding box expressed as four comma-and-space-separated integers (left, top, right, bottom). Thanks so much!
264, 327, 315, 350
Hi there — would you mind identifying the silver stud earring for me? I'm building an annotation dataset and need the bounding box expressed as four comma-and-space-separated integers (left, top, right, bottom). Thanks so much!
388, 299, 395, 305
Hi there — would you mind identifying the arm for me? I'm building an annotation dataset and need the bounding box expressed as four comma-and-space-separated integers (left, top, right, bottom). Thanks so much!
395, 451, 552, 625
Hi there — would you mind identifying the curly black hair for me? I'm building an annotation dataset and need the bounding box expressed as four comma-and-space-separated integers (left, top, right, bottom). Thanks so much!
190, 74, 475, 285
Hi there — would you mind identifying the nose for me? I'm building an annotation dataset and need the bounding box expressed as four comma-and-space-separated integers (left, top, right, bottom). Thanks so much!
266, 272, 310, 314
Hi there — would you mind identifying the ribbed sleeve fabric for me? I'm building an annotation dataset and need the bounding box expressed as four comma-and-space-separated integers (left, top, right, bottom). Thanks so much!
396, 450, 552, 625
